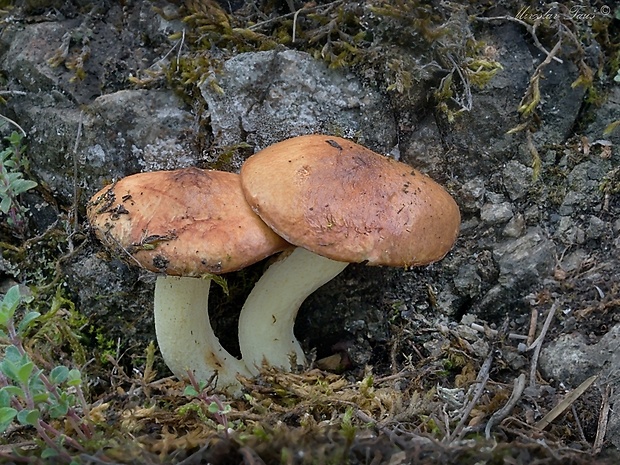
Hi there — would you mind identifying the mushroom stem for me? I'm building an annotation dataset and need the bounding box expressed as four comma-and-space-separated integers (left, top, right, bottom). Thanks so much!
238, 247, 348, 374
154, 275, 252, 391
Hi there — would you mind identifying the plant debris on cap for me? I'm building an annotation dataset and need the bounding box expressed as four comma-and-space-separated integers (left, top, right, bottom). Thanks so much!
87, 167, 289, 276
241, 135, 460, 267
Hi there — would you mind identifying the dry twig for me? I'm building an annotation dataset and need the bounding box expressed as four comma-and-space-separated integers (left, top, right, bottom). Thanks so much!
248, 0, 342, 32
528, 301, 557, 389
571, 404, 588, 445
526, 307, 538, 347
71, 111, 84, 240
470, 323, 528, 340
484, 373, 526, 439
449, 349, 493, 441
0, 113, 27, 137
475, 15, 563, 64
593, 384, 611, 454
536, 375, 598, 430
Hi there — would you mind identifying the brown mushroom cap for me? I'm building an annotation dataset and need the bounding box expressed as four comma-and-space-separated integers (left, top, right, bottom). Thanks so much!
240, 135, 460, 267
87, 167, 289, 275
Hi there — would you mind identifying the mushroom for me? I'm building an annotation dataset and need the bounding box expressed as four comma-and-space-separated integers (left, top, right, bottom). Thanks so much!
87, 167, 289, 390
238, 135, 460, 373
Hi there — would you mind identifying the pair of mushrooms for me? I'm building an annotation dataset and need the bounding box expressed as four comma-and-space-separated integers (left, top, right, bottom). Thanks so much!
87, 135, 460, 392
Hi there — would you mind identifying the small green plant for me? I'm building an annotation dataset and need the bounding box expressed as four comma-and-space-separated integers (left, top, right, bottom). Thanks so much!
181, 371, 232, 431
0, 285, 94, 463
0, 131, 37, 237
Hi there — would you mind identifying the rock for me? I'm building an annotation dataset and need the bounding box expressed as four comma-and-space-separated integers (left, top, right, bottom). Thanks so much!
62, 245, 156, 349
459, 177, 486, 212
474, 228, 555, 317
199, 49, 397, 169
430, 22, 534, 178
1, 21, 71, 94
1, 3, 177, 100
554, 216, 585, 245
559, 161, 611, 215
502, 160, 533, 201
586, 215, 607, 240
480, 201, 514, 225
539, 331, 600, 385
494, 228, 555, 283
503, 213, 526, 238
539, 324, 620, 450
86, 90, 196, 176
585, 86, 620, 152
558, 249, 589, 273
453, 263, 482, 298
399, 115, 452, 179
523, 204, 541, 223
0, 5, 192, 204
530, 58, 587, 146
8, 89, 195, 202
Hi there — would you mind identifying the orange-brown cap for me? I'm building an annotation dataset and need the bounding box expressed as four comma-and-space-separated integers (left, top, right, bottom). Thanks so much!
240, 135, 460, 267
87, 167, 289, 275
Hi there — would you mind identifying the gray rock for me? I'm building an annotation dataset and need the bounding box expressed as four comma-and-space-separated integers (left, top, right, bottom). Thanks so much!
524, 204, 541, 223
585, 86, 620, 152
531, 58, 587, 146
474, 228, 555, 318
493, 228, 555, 283
539, 331, 602, 385
453, 263, 482, 298
502, 160, 533, 201
86, 90, 196, 176
554, 216, 585, 245
1, 22, 70, 94
586, 215, 607, 240
503, 213, 526, 238
480, 201, 514, 225
459, 177, 486, 212
10, 89, 194, 202
62, 246, 156, 348
1, 3, 174, 103
485, 191, 506, 204
400, 115, 454, 178
559, 249, 589, 273
423, 23, 534, 179
559, 160, 611, 215
200, 49, 397, 168
539, 324, 620, 450
568, 161, 609, 188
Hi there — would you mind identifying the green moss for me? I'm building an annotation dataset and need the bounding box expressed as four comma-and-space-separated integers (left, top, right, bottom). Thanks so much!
152, 0, 508, 114
47, 24, 93, 82
600, 167, 620, 195
583, 85, 608, 107
92, 325, 117, 364
204, 141, 253, 172
26, 286, 88, 366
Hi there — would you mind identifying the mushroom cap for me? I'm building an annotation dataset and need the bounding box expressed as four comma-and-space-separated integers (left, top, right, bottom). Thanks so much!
87, 167, 289, 275
240, 135, 460, 267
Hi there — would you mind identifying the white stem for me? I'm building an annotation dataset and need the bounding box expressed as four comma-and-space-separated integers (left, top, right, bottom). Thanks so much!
154, 275, 252, 392
238, 247, 348, 374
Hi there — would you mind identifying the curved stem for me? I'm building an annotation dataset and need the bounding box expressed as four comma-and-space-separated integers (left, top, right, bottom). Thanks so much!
154, 276, 251, 392
238, 247, 348, 374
